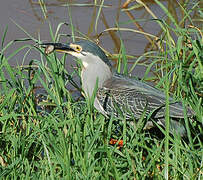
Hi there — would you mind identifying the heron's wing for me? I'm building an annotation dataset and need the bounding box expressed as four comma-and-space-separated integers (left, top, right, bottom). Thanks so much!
97, 74, 190, 119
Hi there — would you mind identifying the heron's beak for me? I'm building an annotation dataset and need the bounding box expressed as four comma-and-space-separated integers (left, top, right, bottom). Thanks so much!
41, 42, 74, 55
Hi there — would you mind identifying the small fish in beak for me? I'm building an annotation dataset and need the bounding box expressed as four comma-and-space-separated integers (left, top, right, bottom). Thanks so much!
44, 45, 55, 55
41, 42, 75, 55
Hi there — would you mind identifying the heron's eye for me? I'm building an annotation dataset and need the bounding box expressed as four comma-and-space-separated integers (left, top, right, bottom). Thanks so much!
75, 45, 82, 52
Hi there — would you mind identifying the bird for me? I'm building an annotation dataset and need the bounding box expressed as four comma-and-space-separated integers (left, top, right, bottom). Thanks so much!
41, 40, 194, 136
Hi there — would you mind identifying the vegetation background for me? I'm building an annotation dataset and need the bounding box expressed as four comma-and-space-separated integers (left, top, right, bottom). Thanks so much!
0, 0, 202, 179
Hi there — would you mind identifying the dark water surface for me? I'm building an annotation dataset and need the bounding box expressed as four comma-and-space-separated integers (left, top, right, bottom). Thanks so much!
0, 0, 201, 78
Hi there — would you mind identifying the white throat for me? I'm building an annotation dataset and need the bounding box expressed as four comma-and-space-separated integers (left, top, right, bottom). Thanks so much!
80, 52, 112, 97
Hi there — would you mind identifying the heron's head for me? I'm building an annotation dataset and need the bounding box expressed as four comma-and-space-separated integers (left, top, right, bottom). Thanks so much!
42, 40, 112, 69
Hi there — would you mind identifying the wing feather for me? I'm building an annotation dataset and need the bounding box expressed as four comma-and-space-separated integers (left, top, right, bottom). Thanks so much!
96, 73, 193, 119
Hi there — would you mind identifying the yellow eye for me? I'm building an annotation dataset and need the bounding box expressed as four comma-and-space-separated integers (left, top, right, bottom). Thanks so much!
75, 45, 82, 52
70, 43, 82, 53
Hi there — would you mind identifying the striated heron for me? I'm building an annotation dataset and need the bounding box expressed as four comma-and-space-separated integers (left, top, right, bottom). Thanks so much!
42, 40, 194, 136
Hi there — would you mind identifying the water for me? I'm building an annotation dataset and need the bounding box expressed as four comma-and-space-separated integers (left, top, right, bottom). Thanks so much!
0, 0, 201, 85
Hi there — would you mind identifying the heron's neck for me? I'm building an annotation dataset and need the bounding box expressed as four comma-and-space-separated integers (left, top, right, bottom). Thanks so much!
81, 61, 112, 97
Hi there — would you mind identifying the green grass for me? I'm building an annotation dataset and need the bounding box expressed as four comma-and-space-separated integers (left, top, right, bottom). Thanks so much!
0, 1, 202, 179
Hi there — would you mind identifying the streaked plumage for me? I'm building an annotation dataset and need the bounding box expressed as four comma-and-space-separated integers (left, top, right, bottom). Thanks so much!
97, 73, 193, 118
42, 40, 194, 136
